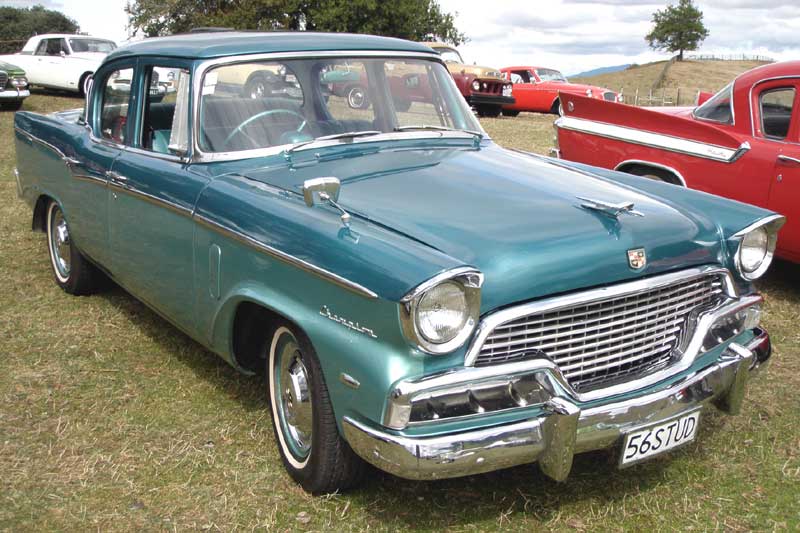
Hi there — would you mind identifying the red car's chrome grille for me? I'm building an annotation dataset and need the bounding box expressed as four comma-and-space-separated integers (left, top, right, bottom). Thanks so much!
473, 273, 726, 393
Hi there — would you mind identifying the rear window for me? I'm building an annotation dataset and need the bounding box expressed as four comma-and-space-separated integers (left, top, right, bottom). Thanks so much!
694, 83, 733, 124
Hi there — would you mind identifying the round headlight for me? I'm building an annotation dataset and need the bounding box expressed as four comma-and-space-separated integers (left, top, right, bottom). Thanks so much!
739, 226, 769, 274
471, 80, 481, 91
416, 281, 468, 344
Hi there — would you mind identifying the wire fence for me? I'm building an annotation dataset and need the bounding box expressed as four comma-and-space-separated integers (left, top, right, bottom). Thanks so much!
617, 86, 714, 107
684, 53, 774, 62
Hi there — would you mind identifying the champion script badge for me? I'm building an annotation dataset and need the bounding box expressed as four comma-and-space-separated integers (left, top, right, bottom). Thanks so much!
320, 305, 377, 338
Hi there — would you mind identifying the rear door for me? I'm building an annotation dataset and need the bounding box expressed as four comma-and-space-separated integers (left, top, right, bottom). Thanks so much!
753, 79, 800, 257
106, 59, 206, 332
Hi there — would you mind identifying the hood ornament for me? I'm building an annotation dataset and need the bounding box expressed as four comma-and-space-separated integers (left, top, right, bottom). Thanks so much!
577, 196, 644, 219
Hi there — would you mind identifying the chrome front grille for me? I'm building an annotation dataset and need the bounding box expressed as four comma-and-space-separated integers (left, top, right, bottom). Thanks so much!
472, 272, 727, 393
0, 71, 8, 90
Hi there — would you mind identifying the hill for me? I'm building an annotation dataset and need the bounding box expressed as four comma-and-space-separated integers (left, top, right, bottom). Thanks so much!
572, 59, 771, 106
568, 64, 630, 79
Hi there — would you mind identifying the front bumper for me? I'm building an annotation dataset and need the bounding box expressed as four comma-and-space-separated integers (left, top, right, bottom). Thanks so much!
467, 93, 515, 106
0, 88, 30, 100
343, 329, 770, 481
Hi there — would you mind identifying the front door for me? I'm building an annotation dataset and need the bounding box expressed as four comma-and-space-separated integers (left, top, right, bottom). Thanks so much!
751, 79, 800, 258
107, 61, 206, 332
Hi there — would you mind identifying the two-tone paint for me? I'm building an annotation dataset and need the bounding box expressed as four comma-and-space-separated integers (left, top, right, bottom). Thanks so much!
554, 60, 800, 262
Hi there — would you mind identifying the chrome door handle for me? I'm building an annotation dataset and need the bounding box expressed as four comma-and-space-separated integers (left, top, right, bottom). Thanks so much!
777, 154, 800, 166
105, 170, 128, 183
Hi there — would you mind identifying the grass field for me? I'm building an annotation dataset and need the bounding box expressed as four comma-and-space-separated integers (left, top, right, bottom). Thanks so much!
1, 93, 799, 532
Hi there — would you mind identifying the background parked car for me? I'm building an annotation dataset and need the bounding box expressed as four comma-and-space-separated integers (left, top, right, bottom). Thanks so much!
553, 60, 799, 263
423, 42, 514, 117
0, 60, 29, 110
0, 34, 116, 95
501, 66, 622, 116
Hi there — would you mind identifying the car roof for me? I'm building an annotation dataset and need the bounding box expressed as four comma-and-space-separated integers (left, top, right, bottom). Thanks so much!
733, 60, 800, 89
32, 34, 114, 40
106, 31, 437, 61
502, 66, 549, 71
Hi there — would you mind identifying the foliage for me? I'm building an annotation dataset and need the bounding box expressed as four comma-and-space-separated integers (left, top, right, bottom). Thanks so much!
0, 5, 79, 54
645, 0, 709, 61
125, 0, 465, 45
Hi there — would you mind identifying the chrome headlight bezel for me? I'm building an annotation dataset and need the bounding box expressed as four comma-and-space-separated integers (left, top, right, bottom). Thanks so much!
399, 268, 483, 354
732, 215, 785, 280
471, 79, 481, 92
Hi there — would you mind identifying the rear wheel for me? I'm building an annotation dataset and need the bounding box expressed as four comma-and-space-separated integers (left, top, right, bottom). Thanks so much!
346, 85, 370, 110
267, 323, 366, 493
46, 201, 100, 295
502, 109, 520, 117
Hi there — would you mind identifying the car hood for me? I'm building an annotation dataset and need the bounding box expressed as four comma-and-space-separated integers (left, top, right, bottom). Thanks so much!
549, 81, 611, 93
0, 60, 25, 75
236, 142, 726, 310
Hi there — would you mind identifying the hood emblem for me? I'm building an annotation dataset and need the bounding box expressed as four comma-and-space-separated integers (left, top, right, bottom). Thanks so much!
577, 196, 644, 219
628, 248, 647, 269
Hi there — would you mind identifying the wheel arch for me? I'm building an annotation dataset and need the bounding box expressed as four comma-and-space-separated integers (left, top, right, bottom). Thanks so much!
32, 193, 52, 232
78, 71, 93, 96
614, 160, 687, 186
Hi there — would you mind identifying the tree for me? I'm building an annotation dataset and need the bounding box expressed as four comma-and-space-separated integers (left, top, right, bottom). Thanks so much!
0, 5, 79, 53
645, 0, 709, 61
125, 0, 466, 45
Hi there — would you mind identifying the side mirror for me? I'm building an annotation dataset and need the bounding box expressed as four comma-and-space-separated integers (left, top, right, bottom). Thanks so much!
303, 177, 351, 227
303, 177, 341, 206
60, 50, 66, 58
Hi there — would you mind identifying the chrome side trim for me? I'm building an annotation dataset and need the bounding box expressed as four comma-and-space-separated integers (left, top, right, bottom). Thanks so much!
614, 159, 688, 186
732, 214, 787, 238
555, 116, 750, 163
193, 214, 379, 299
108, 180, 193, 217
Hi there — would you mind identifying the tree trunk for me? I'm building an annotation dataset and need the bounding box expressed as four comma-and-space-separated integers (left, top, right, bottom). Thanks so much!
678, 49, 684, 61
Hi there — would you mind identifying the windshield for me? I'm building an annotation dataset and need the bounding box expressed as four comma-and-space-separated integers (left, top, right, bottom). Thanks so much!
434, 47, 464, 64
199, 57, 482, 153
69, 38, 116, 53
535, 68, 567, 82
694, 82, 733, 124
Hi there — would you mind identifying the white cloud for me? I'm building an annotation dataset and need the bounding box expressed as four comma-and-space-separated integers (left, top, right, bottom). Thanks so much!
438, 0, 800, 75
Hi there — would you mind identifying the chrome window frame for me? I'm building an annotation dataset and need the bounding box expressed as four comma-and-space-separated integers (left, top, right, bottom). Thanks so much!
463, 265, 742, 402
190, 50, 487, 163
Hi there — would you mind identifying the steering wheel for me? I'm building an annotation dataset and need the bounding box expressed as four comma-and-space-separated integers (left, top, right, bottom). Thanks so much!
222, 109, 308, 150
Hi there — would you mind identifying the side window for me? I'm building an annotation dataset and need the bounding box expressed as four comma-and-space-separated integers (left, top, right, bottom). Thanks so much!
511, 70, 530, 83
760, 87, 795, 140
34, 40, 48, 56
99, 67, 133, 144
320, 61, 376, 126
384, 60, 454, 128
141, 66, 190, 154
45, 39, 64, 56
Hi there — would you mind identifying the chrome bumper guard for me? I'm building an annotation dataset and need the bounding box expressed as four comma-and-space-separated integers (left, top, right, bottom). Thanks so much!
343, 329, 770, 481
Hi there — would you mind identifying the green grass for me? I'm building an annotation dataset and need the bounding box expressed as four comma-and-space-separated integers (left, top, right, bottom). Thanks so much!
1, 94, 799, 531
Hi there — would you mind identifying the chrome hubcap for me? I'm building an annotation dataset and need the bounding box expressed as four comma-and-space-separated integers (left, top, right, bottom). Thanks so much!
50, 208, 71, 278
250, 82, 265, 99
275, 336, 312, 459
348, 87, 366, 109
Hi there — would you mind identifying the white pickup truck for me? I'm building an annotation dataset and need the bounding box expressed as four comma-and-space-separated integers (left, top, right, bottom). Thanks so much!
0, 34, 116, 95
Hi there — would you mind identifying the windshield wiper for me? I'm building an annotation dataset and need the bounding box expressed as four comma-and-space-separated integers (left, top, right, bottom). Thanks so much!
285, 130, 383, 154
393, 125, 483, 139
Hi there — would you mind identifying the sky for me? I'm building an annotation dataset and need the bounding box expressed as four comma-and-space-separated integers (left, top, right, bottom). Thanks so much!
4, 0, 799, 75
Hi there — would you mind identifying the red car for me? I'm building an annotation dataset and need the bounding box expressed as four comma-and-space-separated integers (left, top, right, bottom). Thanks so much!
500, 66, 622, 116
553, 61, 799, 262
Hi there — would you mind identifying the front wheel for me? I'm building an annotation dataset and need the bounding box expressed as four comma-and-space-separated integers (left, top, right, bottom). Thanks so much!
267, 323, 365, 493
1, 100, 24, 111
502, 109, 520, 117
46, 201, 101, 294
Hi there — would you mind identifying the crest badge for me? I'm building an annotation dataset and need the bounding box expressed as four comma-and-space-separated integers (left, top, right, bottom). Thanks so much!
627, 248, 647, 269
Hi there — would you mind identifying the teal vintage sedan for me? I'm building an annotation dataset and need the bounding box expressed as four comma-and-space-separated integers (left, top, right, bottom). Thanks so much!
14, 32, 784, 493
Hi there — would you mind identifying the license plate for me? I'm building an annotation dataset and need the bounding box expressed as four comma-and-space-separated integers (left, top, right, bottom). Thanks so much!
620, 410, 700, 467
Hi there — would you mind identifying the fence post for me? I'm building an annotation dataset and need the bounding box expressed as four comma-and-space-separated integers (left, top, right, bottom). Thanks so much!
676, 87, 681, 106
